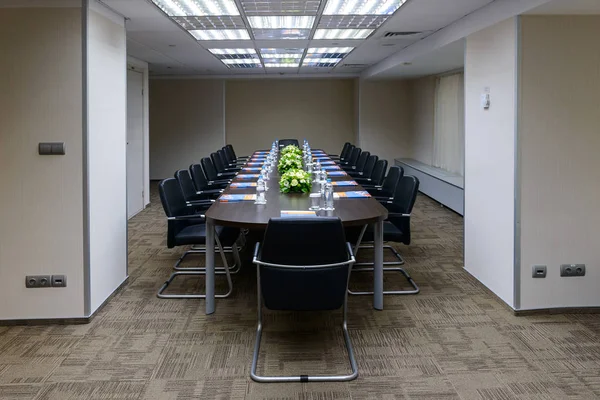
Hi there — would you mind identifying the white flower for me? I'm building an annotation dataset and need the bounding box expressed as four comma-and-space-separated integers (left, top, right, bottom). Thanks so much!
291, 179, 298, 186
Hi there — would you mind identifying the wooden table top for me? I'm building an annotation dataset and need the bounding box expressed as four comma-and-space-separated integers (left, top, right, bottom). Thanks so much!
205, 150, 388, 228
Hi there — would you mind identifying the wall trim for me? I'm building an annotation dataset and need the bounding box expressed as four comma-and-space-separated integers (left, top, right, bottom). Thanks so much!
513, 16, 522, 310
82, 0, 91, 317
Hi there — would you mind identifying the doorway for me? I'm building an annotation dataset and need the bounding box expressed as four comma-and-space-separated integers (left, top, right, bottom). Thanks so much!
127, 69, 145, 219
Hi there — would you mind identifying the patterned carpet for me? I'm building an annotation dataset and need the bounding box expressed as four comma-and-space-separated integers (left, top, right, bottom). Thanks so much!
1, 184, 600, 399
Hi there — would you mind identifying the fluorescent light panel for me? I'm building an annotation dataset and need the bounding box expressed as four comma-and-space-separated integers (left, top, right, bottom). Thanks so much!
209, 48, 257, 55
318, 15, 388, 29
313, 28, 372, 39
189, 29, 250, 40
222, 59, 261, 64
152, 0, 240, 16
264, 63, 300, 68
253, 28, 311, 40
240, 0, 322, 15
173, 16, 245, 29
248, 16, 315, 29
323, 0, 406, 15
307, 47, 353, 54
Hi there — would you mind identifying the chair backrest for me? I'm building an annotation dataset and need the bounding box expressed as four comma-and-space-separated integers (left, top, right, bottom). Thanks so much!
258, 217, 351, 311
345, 147, 361, 166
353, 151, 370, 171
278, 139, 299, 148
370, 159, 388, 185
211, 152, 226, 173
174, 169, 198, 202
158, 178, 189, 218
361, 155, 378, 177
387, 175, 420, 245
380, 166, 403, 197
225, 144, 238, 160
201, 157, 218, 181
222, 146, 234, 164
190, 163, 209, 190
339, 142, 351, 160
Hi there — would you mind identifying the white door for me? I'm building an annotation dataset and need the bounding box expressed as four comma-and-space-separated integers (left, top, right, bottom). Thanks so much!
127, 69, 145, 219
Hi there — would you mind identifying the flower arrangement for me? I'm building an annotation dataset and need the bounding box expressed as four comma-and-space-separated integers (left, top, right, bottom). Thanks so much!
280, 144, 302, 156
280, 169, 312, 194
278, 152, 303, 174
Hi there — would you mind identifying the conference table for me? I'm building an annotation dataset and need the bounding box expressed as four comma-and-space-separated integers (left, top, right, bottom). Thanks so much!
203, 148, 388, 314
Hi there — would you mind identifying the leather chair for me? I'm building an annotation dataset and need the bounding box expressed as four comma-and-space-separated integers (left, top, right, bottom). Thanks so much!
226, 144, 249, 161
349, 155, 377, 179
343, 151, 370, 173
328, 142, 351, 161
211, 152, 240, 175
364, 166, 403, 201
190, 163, 229, 191
350, 176, 420, 296
355, 159, 387, 186
222, 146, 246, 167
278, 139, 299, 148
201, 157, 235, 183
156, 178, 241, 299
340, 147, 361, 169
251, 217, 358, 383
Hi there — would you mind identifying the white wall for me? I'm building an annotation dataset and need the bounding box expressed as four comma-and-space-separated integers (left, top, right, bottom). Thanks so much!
226, 79, 356, 156
0, 7, 85, 319
408, 76, 436, 165
518, 15, 600, 310
150, 79, 225, 179
128, 56, 150, 207
464, 17, 518, 308
86, 1, 128, 314
358, 79, 411, 164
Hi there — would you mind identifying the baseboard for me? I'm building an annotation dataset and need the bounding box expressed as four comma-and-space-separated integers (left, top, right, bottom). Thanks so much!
514, 307, 600, 316
0, 276, 129, 326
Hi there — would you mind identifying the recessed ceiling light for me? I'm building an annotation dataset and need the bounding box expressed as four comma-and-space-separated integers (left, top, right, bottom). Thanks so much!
209, 48, 257, 55
151, 0, 240, 16
307, 47, 354, 54
313, 28, 373, 39
240, 0, 321, 15
248, 16, 315, 29
323, 0, 407, 15
264, 63, 300, 68
253, 29, 311, 40
189, 29, 250, 40
222, 59, 261, 64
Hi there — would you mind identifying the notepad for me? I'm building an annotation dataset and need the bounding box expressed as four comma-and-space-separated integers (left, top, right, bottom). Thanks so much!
219, 194, 256, 202
313, 157, 330, 161
230, 182, 257, 188
280, 210, 317, 218
320, 161, 336, 165
242, 167, 262, 171
334, 191, 371, 199
332, 181, 358, 186
322, 165, 341, 170
235, 174, 260, 179
327, 171, 347, 176
247, 162, 264, 166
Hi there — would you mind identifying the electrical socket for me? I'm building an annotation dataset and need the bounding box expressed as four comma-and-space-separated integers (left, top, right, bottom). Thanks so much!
532, 265, 547, 278
560, 264, 585, 277
51, 275, 67, 287
25, 275, 52, 288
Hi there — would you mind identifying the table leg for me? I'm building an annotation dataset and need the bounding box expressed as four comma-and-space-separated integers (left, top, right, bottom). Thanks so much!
205, 218, 215, 315
373, 220, 384, 310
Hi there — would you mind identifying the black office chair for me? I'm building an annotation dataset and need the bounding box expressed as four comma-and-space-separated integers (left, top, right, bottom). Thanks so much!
340, 147, 361, 169
251, 217, 358, 383
328, 142, 351, 161
350, 176, 420, 296
355, 159, 387, 185
343, 151, 370, 173
364, 166, 403, 201
156, 178, 241, 299
226, 144, 249, 161
190, 163, 229, 191
201, 157, 235, 183
222, 146, 246, 167
349, 155, 377, 178
278, 139, 299, 149
211, 152, 240, 175
174, 169, 216, 208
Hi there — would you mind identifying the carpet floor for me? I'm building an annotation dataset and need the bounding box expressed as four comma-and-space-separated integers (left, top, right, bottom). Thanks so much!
1, 184, 600, 399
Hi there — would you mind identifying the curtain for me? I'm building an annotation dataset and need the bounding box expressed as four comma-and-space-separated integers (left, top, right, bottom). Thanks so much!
433, 73, 465, 176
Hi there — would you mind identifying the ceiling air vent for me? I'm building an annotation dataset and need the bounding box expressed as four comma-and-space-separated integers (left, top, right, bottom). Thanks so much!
383, 31, 423, 38
342, 63, 368, 69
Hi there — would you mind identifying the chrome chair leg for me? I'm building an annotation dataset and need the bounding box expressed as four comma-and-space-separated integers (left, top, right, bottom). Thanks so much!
250, 268, 358, 382
349, 226, 419, 296
174, 233, 244, 273
157, 236, 233, 299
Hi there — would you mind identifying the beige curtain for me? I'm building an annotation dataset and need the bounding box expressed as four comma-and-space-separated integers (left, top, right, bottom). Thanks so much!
433, 73, 465, 175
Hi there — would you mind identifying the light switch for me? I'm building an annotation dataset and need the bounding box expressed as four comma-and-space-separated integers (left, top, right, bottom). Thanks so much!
38, 143, 52, 155
39, 142, 65, 155
51, 142, 65, 155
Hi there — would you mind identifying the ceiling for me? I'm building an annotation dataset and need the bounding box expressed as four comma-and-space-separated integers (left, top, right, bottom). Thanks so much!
527, 0, 600, 14
100, 0, 494, 76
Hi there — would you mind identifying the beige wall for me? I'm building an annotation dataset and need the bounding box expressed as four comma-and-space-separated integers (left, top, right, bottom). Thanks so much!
226, 79, 356, 156
149, 79, 225, 179
0, 8, 85, 319
519, 16, 600, 309
408, 76, 436, 165
359, 80, 411, 165
464, 17, 518, 308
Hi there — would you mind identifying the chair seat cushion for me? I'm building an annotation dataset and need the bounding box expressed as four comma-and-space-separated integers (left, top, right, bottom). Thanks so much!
175, 225, 240, 247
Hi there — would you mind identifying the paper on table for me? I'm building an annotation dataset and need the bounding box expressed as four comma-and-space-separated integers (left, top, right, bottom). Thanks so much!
333, 191, 371, 199
327, 171, 347, 176
332, 181, 358, 186
322, 165, 341, 170
247, 162, 264, 166
280, 210, 317, 218
219, 194, 257, 202
230, 182, 257, 188
235, 174, 260, 179
242, 167, 262, 171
